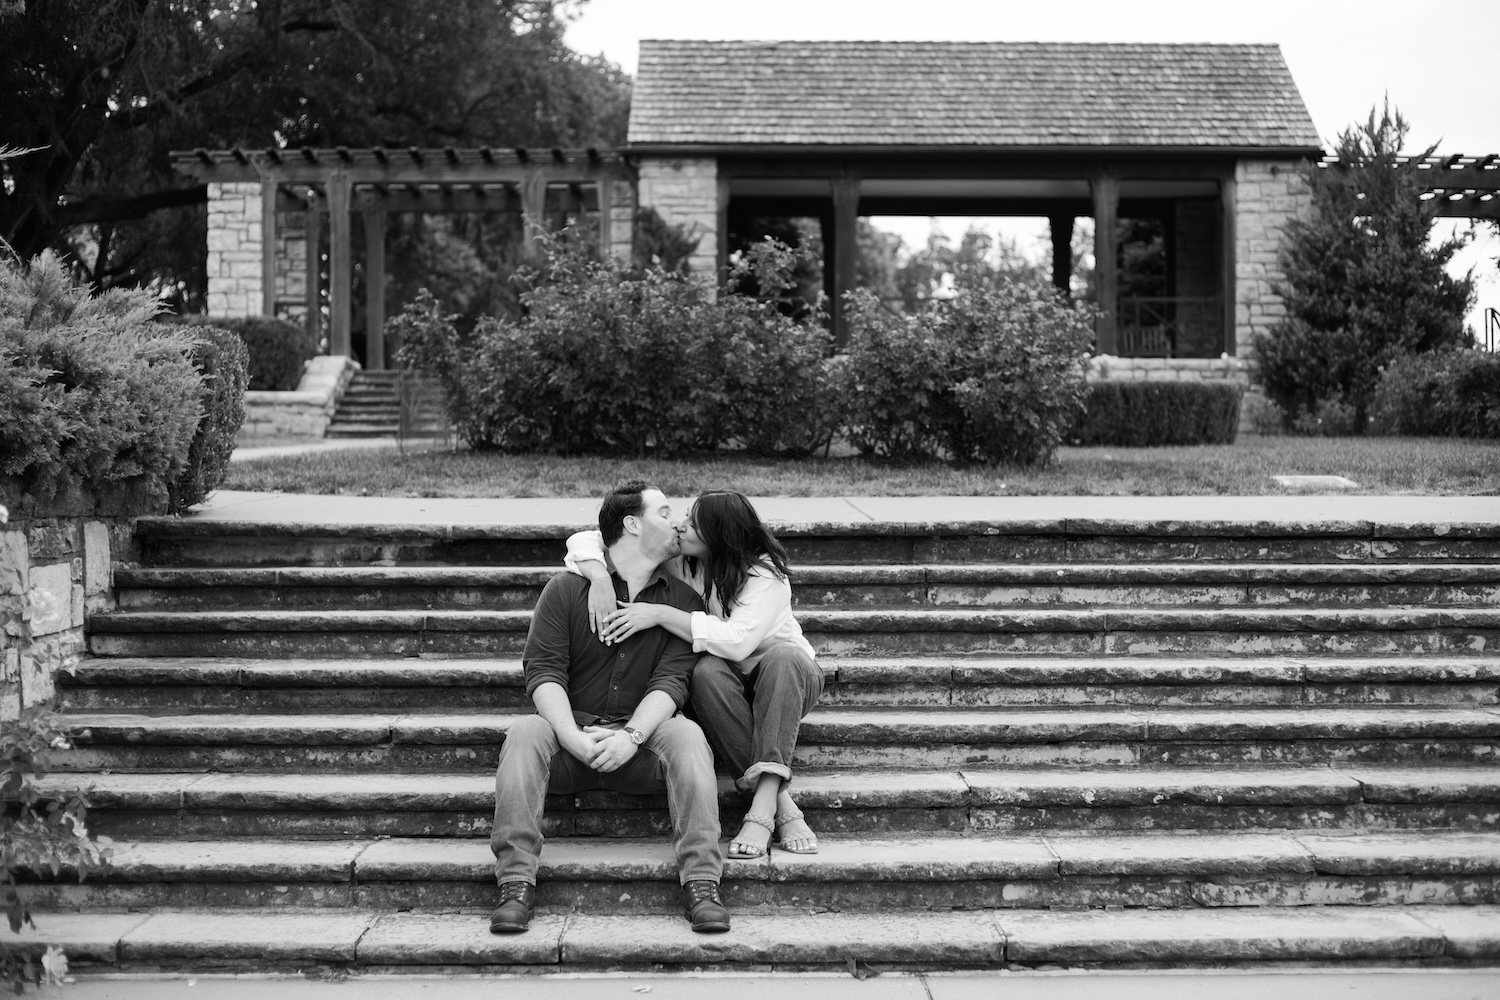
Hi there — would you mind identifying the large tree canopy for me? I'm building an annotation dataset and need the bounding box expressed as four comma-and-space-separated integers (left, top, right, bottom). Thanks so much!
0, 0, 630, 300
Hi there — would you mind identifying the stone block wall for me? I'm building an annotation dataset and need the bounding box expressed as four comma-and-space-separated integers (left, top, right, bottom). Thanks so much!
607, 178, 637, 264
206, 181, 265, 318
636, 157, 719, 278
1234, 160, 1312, 357
1, 510, 135, 720
237, 354, 360, 441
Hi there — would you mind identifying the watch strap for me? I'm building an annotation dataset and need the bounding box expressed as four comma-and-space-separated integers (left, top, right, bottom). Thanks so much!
623, 726, 645, 745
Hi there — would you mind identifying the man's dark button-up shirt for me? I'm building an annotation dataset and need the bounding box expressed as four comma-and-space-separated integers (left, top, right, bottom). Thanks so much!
522, 566, 705, 722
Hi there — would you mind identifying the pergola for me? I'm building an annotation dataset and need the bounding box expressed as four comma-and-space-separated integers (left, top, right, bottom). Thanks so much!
172, 146, 632, 368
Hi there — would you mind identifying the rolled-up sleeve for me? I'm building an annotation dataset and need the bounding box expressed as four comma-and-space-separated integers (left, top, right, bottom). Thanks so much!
645, 632, 696, 709
689, 570, 787, 662
522, 575, 575, 699
563, 529, 608, 576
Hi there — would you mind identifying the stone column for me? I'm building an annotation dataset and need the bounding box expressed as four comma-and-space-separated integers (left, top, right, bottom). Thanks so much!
205, 181, 264, 318
1233, 159, 1311, 357
636, 156, 719, 278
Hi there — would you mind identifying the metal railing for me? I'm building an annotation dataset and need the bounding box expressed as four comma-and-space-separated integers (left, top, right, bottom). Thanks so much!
1116, 297, 1223, 358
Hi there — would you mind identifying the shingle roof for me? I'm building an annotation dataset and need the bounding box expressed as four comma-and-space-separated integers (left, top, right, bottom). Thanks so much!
628, 40, 1322, 150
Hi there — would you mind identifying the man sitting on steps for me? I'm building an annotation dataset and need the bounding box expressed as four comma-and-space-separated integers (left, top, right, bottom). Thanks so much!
489, 479, 729, 934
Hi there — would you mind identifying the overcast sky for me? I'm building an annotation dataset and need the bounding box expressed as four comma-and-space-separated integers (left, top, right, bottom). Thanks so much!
565, 0, 1499, 327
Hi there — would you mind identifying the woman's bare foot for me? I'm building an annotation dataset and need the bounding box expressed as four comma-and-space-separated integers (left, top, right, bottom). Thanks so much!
775, 789, 818, 853
728, 812, 774, 859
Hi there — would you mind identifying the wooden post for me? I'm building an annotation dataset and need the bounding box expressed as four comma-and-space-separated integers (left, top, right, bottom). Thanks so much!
1092, 173, 1119, 354
1048, 214, 1072, 295
364, 210, 386, 370
1220, 176, 1238, 357
830, 175, 860, 349
521, 175, 548, 261
716, 174, 731, 288
596, 176, 613, 261
327, 169, 353, 359
304, 196, 321, 348
260, 176, 278, 317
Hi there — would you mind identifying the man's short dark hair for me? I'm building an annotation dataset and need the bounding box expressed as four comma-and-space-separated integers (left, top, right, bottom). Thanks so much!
599, 479, 657, 546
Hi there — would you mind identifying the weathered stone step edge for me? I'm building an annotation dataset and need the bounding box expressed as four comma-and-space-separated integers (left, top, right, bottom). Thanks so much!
59, 655, 1500, 689
113, 563, 1500, 587
10, 906, 1497, 969
130, 516, 1500, 541
83, 607, 1500, 634
52, 705, 1500, 746
22, 830, 1500, 886
33, 763, 1500, 812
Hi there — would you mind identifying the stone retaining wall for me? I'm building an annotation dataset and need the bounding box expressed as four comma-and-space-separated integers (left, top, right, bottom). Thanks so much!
238, 354, 360, 441
1, 509, 135, 720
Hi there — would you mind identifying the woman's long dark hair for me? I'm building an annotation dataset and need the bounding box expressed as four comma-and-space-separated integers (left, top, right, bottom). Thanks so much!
687, 490, 790, 612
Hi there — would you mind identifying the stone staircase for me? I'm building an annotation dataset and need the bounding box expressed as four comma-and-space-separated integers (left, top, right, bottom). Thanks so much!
14, 513, 1500, 972
325, 370, 447, 439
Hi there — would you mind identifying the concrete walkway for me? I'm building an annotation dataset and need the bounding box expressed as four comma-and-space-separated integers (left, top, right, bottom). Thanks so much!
189, 489, 1500, 529
42, 969, 1500, 1000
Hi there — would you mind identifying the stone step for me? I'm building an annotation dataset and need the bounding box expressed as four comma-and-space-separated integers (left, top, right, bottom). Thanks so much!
112, 563, 1500, 611
56, 656, 1500, 713
18, 831, 1500, 911
84, 606, 1500, 658
130, 517, 1500, 569
46, 704, 1500, 771
10, 905, 1497, 971
34, 763, 1500, 839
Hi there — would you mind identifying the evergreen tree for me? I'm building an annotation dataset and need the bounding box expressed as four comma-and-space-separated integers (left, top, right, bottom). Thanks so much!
1253, 101, 1474, 432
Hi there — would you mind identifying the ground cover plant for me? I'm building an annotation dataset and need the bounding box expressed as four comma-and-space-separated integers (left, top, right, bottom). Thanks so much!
223, 435, 1500, 498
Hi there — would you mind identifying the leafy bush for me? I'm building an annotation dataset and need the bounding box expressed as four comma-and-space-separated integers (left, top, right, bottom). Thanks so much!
1071, 382, 1243, 446
0, 253, 204, 514
1368, 350, 1500, 437
1252, 103, 1474, 432
166, 314, 316, 391
168, 326, 249, 512
843, 283, 1095, 467
397, 229, 835, 456
3, 708, 112, 993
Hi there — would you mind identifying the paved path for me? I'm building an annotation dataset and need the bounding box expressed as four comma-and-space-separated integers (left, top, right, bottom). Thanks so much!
191, 489, 1500, 529
44, 969, 1500, 999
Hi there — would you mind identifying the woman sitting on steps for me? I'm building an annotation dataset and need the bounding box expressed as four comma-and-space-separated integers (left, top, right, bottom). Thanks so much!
563, 489, 823, 858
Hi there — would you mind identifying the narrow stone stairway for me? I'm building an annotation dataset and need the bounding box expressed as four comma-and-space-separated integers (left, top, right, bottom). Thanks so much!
13, 513, 1500, 972
324, 370, 447, 439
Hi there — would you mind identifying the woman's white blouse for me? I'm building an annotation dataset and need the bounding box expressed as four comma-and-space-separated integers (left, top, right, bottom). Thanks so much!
563, 529, 816, 673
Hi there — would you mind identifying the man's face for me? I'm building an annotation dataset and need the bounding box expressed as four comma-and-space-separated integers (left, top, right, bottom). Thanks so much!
631, 488, 682, 562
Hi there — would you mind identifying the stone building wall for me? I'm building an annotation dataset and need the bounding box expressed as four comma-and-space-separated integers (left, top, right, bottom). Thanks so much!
205, 181, 265, 318
1233, 159, 1312, 357
636, 157, 719, 278
607, 178, 637, 264
1, 511, 134, 720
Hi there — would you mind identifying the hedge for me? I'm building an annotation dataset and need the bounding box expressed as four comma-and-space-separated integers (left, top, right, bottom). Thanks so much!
168, 326, 250, 512
166, 314, 316, 391
1070, 382, 1243, 447
1368, 349, 1500, 438
0, 252, 239, 516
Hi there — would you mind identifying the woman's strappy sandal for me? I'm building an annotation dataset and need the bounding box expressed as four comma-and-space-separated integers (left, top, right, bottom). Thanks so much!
727, 811, 776, 859
774, 803, 819, 854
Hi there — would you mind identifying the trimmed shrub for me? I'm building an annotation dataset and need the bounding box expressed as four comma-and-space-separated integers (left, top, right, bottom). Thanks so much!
0, 252, 205, 515
843, 283, 1096, 467
396, 229, 834, 456
166, 314, 316, 391
168, 326, 249, 512
1071, 382, 1243, 446
1368, 350, 1500, 437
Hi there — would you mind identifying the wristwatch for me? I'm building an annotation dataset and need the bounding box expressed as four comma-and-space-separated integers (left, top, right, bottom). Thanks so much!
623, 726, 645, 746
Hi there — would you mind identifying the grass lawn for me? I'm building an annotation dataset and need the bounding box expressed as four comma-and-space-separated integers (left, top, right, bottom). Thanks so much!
222, 436, 1500, 498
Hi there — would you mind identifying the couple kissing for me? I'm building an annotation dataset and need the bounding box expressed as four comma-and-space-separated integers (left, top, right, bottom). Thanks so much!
489, 480, 823, 935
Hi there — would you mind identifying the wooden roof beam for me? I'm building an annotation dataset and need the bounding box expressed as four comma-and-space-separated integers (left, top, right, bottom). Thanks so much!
1444, 154, 1465, 168
408, 147, 424, 166
194, 148, 214, 164
300, 147, 319, 163
373, 147, 389, 164
480, 147, 495, 164
231, 149, 250, 165
444, 147, 461, 165
264, 147, 283, 164
515, 148, 529, 164
551, 148, 566, 163
336, 147, 353, 163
